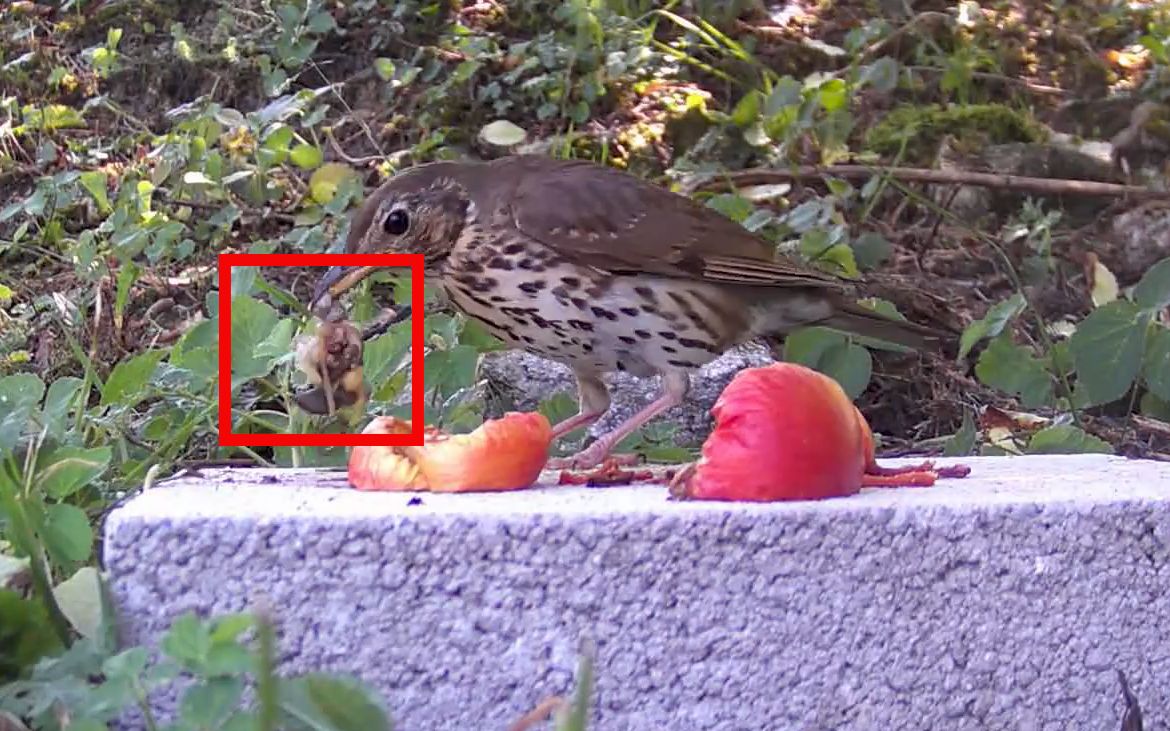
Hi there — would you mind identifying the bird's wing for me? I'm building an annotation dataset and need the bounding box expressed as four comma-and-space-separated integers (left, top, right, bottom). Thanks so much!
499, 156, 845, 290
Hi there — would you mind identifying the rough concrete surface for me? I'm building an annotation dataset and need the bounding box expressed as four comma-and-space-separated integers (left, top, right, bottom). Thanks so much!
103, 454, 1170, 730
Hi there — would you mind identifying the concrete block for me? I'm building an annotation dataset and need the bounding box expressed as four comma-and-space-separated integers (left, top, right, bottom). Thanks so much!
103, 454, 1170, 730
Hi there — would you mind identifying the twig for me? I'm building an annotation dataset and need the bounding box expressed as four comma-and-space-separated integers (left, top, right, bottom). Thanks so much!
905, 65, 1068, 97
858, 11, 953, 62
359, 306, 412, 341
507, 696, 566, 731
308, 61, 392, 164
680, 164, 1166, 200
1133, 415, 1170, 439
324, 126, 385, 166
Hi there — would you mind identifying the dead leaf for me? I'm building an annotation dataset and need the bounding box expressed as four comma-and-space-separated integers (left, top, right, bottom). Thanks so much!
980, 406, 1052, 431
1086, 252, 1119, 307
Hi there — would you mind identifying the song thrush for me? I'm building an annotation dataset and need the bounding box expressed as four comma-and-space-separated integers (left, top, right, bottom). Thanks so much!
310, 155, 945, 469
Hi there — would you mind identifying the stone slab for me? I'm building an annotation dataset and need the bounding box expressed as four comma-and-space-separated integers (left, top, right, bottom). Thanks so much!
102, 454, 1170, 730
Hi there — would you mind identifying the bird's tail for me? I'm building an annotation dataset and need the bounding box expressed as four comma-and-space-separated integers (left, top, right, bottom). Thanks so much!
816, 300, 950, 351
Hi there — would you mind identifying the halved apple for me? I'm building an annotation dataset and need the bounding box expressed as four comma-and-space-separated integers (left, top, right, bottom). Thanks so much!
670, 363, 968, 501
348, 412, 553, 492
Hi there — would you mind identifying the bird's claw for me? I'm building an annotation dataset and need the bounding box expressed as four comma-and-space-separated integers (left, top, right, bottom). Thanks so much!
545, 450, 642, 472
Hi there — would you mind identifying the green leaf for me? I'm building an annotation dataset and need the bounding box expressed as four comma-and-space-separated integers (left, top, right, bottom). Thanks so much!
255, 319, 296, 362
783, 326, 843, 365
42, 376, 83, 440
425, 344, 480, 399
557, 642, 596, 731
819, 340, 873, 400
171, 346, 218, 390
1025, 425, 1113, 454
309, 162, 358, 205
458, 318, 504, 352
1141, 392, 1170, 420
40, 503, 94, 567
859, 57, 900, 92
783, 327, 871, 398
704, 193, 753, 223
816, 78, 848, 112
35, 445, 112, 499
307, 10, 337, 33
537, 392, 578, 427
800, 229, 859, 278
942, 410, 977, 457
763, 77, 802, 117
974, 334, 1054, 408
222, 712, 260, 731
0, 590, 64, 680
279, 674, 392, 731
181, 677, 245, 727
374, 58, 396, 81
101, 349, 167, 407
1143, 326, 1170, 401
958, 294, 1026, 360
114, 269, 139, 340
290, 143, 324, 170
730, 89, 761, 127
815, 243, 860, 278
162, 612, 212, 667
53, 566, 104, 639
478, 119, 527, 147
204, 641, 256, 676
362, 327, 412, 391
232, 265, 259, 297
263, 126, 295, 166
0, 373, 45, 454
1068, 300, 1148, 406
103, 647, 149, 681
210, 612, 257, 643
851, 232, 891, 269
78, 170, 111, 214
231, 295, 281, 381
1133, 257, 1170, 312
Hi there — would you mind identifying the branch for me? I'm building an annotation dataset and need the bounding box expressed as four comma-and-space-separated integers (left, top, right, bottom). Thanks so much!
680, 164, 1170, 200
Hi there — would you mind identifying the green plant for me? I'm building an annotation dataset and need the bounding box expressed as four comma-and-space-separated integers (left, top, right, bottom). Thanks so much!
959, 256, 1170, 453
4, 0, 1170, 725
1, 603, 395, 731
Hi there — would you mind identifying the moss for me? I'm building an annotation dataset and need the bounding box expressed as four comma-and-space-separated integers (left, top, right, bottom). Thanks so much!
865, 103, 1047, 161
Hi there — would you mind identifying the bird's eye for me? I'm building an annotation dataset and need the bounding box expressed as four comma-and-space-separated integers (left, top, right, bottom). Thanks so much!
383, 208, 410, 236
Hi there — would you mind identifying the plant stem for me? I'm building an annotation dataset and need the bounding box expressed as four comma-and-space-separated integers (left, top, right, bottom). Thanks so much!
881, 174, 1082, 422
0, 485, 73, 646
255, 611, 279, 731
132, 678, 162, 731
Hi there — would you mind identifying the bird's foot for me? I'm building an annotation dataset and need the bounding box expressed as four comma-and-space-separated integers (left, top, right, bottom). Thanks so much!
545, 448, 642, 471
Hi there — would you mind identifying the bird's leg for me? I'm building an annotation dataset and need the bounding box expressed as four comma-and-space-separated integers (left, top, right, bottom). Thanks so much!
549, 370, 689, 471
321, 365, 337, 417
550, 371, 610, 440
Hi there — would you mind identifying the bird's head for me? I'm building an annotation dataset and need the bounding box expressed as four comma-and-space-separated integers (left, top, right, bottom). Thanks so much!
310, 164, 473, 315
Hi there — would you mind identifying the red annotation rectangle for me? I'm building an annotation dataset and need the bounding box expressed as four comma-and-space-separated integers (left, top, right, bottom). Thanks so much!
217, 252, 425, 447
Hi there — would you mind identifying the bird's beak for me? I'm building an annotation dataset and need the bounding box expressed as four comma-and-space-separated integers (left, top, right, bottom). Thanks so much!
309, 264, 380, 316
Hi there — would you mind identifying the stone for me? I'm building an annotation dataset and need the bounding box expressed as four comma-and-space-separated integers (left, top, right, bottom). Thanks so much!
480, 342, 774, 447
103, 454, 1170, 730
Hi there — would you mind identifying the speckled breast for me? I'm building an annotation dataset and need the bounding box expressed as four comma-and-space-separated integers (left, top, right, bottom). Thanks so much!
437, 228, 740, 378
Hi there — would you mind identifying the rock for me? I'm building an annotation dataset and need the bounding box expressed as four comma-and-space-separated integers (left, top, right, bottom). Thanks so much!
1107, 201, 1170, 282
931, 136, 1121, 225
479, 343, 776, 447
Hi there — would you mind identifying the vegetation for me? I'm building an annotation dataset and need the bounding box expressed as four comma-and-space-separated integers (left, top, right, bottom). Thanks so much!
2, 0, 1169, 727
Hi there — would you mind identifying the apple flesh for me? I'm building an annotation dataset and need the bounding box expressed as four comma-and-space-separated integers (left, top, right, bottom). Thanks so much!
348, 412, 553, 493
